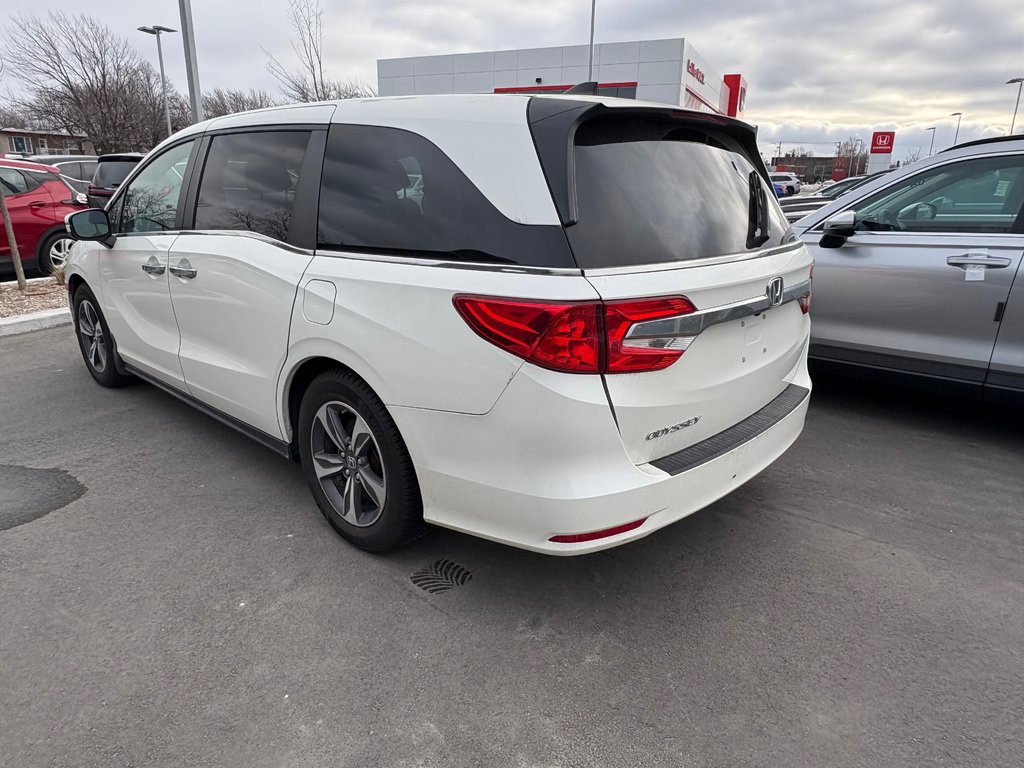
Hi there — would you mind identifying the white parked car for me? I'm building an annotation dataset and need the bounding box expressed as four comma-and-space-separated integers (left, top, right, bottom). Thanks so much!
769, 172, 802, 196
63, 95, 813, 555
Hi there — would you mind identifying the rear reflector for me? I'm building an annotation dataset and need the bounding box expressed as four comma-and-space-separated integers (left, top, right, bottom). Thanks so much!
549, 517, 648, 544
453, 295, 695, 374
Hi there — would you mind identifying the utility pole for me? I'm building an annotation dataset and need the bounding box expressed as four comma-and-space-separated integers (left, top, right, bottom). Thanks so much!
178, 0, 204, 123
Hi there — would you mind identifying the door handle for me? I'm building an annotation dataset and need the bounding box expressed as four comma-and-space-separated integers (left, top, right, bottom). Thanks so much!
946, 254, 1012, 269
29, 201, 47, 208
169, 259, 197, 279
141, 257, 165, 276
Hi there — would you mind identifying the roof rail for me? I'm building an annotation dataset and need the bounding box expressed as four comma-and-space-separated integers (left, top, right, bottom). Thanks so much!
940, 134, 1023, 153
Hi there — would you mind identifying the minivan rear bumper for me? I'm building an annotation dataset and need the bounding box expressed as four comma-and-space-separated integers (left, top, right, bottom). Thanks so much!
389, 354, 811, 556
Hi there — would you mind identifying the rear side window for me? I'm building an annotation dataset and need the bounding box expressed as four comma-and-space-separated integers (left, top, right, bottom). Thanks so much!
567, 115, 787, 269
94, 160, 138, 188
0, 167, 31, 195
194, 130, 311, 242
317, 124, 574, 268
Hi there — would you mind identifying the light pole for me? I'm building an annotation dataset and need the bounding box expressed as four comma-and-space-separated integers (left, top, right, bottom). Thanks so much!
1008, 77, 1024, 134
179, 0, 204, 123
138, 25, 176, 138
925, 126, 936, 156
950, 112, 962, 145
587, 0, 597, 81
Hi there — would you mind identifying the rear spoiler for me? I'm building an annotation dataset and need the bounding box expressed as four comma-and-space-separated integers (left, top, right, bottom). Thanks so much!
527, 98, 767, 227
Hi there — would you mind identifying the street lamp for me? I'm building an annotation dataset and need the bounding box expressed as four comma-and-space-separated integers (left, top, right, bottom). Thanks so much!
1008, 77, 1024, 135
925, 126, 936, 156
587, 0, 597, 81
950, 112, 963, 145
138, 25, 176, 138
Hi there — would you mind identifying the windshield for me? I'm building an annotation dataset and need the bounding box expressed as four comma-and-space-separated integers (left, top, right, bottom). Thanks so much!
567, 115, 788, 269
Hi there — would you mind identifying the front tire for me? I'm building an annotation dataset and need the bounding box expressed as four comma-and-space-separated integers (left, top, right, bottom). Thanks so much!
73, 286, 133, 387
297, 369, 425, 552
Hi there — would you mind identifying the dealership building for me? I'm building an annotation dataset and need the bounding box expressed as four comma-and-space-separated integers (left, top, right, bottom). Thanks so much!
377, 38, 747, 119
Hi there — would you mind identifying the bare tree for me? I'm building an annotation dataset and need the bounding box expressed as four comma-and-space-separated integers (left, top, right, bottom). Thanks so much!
264, 0, 375, 103
903, 147, 923, 166
203, 88, 278, 118
0, 12, 179, 152
836, 136, 868, 176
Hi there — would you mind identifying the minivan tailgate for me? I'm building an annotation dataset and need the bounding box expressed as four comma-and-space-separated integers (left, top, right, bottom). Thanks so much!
586, 246, 812, 466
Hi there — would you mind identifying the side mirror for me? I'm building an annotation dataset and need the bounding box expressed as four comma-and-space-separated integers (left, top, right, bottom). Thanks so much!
818, 210, 856, 249
65, 209, 115, 248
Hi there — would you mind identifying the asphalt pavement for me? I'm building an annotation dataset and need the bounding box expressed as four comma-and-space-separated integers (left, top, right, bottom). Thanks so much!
1, 327, 1022, 767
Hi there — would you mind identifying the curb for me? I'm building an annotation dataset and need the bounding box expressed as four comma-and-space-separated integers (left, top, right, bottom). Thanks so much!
0, 308, 72, 338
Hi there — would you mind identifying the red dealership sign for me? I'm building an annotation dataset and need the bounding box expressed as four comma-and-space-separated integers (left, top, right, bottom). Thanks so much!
686, 60, 706, 85
870, 131, 895, 154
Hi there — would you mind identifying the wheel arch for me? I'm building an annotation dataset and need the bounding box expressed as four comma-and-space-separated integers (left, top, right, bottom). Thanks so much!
33, 224, 69, 264
282, 355, 381, 461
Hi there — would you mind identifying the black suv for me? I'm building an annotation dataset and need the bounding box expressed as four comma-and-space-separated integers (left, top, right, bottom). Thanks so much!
87, 153, 144, 208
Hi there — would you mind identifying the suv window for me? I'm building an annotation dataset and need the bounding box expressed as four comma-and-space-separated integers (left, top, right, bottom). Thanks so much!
193, 130, 311, 242
853, 155, 1024, 234
0, 167, 31, 195
115, 141, 194, 234
94, 159, 139, 189
317, 124, 573, 267
567, 114, 788, 268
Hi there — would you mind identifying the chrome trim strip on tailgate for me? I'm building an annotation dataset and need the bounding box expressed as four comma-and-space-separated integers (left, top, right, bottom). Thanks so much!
626, 279, 812, 341
649, 384, 810, 476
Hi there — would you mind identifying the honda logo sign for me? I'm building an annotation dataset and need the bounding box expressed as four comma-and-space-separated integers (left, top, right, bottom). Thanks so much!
870, 131, 896, 154
766, 276, 784, 307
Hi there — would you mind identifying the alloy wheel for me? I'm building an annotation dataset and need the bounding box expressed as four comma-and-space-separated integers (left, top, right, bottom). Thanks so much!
310, 401, 387, 527
48, 237, 73, 269
77, 299, 107, 374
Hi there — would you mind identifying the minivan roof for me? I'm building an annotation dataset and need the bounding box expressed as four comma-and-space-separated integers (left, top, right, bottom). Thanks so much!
169, 93, 756, 142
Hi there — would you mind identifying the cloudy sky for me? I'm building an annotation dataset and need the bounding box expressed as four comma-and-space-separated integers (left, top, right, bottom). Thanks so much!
6, 0, 1024, 162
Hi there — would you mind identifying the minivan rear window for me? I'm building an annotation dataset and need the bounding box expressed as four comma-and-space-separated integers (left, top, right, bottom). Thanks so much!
567, 115, 787, 269
94, 159, 139, 188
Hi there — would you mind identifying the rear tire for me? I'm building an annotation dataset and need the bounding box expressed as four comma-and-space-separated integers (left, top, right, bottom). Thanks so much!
297, 369, 425, 553
38, 231, 75, 275
72, 285, 133, 387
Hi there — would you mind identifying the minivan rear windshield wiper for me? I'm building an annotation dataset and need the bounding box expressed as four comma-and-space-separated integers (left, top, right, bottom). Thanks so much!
746, 171, 770, 249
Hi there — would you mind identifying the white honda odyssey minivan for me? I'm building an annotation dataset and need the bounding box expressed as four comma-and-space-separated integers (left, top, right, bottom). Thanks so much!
64, 94, 813, 555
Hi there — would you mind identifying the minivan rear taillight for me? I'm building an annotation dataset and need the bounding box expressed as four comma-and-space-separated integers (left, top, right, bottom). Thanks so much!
453, 295, 696, 374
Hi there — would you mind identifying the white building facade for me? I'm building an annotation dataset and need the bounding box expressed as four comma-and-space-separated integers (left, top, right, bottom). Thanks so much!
377, 38, 747, 119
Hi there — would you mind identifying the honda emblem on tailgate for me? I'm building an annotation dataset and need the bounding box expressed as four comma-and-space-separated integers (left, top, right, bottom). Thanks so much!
766, 276, 784, 307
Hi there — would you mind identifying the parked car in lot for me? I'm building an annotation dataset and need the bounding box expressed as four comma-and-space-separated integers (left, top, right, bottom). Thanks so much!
28, 154, 99, 195
769, 172, 802, 196
86, 152, 144, 208
793, 135, 1024, 403
779, 170, 896, 223
63, 95, 813, 554
0, 157, 87, 274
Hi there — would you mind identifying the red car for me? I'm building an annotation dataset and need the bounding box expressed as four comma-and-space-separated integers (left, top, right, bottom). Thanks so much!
1, 157, 87, 275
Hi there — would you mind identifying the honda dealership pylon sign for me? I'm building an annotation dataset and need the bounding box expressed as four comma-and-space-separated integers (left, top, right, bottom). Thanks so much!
867, 131, 896, 173
870, 132, 895, 153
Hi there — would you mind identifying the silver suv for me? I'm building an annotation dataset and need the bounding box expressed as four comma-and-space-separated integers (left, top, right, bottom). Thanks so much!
793, 136, 1024, 403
